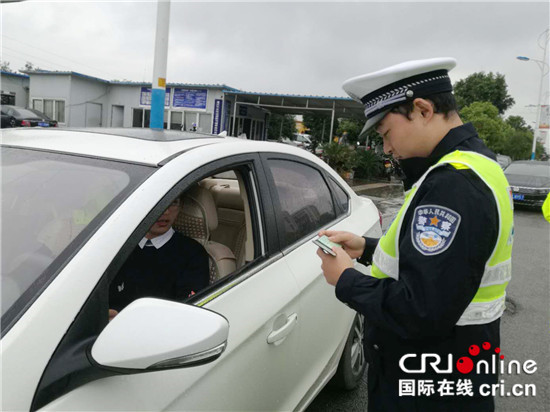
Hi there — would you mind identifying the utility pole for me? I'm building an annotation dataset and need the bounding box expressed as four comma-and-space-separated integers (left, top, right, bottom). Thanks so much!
150, 0, 171, 130
517, 28, 550, 159
532, 30, 549, 159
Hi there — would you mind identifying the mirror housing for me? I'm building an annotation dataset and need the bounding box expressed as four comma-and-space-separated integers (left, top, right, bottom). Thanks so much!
91, 298, 228, 370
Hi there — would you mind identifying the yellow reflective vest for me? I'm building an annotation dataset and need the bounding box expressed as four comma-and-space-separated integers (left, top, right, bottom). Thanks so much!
542, 193, 550, 222
370, 150, 514, 326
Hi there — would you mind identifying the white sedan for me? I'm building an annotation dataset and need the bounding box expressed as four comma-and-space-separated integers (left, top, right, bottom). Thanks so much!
1, 128, 381, 411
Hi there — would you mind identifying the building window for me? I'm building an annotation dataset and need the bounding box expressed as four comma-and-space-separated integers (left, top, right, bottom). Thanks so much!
32, 99, 65, 123
1, 93, 16, 105
170, 111, 183, 130
132, 108, 151, 128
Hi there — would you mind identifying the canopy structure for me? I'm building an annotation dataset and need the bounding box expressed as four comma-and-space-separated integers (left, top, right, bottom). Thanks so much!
223, 89, 365, 140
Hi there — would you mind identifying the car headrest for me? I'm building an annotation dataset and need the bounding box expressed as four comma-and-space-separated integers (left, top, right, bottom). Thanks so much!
181, 185, 218, 233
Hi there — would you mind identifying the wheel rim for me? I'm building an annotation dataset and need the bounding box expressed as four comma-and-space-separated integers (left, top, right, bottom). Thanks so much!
350, 314, 365, 375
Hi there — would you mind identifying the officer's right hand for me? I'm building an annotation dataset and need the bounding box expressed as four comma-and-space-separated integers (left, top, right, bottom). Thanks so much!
318, 230, 365, 260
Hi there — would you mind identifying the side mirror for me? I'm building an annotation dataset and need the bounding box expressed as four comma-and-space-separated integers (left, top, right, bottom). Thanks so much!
91, 298, 228, 370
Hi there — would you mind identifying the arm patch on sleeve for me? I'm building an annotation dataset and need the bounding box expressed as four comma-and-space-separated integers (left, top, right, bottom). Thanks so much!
411, 204, 461, 256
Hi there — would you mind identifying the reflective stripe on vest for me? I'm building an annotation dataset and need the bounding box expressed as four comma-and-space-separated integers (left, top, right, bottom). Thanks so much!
370, 150, 514, 326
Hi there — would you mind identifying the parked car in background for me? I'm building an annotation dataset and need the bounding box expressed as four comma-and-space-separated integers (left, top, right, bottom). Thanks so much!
1, 128, 382, 411
0, 105, 58, 128
1, 112, 15, 128
505, 160, 550, 207
496, 154, 512, 170
293, 133, 312, 149
28, 108, 59, 126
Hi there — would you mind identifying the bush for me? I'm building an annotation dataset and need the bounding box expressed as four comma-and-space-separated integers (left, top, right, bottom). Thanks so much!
354, 149, 384, 179
321, 142, 357, 174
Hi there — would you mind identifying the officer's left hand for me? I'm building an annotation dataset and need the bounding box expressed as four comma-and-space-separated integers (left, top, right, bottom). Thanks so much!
317, 246, 354, 286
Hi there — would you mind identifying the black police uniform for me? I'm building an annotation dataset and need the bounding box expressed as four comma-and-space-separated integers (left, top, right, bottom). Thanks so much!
336, 123, 501, 411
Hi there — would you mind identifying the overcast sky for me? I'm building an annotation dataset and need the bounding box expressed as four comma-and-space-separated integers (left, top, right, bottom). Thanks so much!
2, 1, 549, 124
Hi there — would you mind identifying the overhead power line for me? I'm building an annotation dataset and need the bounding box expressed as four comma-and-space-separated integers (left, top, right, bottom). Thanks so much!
1, 34, 117, 79
2, 46, 76, 72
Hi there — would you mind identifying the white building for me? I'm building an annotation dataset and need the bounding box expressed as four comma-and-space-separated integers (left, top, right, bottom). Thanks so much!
1, 69, 362, 140
1, 71, 29, 107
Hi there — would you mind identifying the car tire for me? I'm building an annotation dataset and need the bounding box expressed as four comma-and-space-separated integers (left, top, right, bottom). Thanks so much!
9, 118, 16, 128
331, 313, 366, 390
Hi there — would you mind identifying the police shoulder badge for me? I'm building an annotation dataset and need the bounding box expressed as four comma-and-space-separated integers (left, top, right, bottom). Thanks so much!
411, 204, 461, 256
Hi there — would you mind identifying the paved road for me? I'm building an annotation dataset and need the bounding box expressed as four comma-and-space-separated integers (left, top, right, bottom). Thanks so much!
307, 200, 549, 412
495, 207, 550, 412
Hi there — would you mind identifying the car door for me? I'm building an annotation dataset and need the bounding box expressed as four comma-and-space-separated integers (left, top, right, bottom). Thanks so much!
27, 149, 304, 411
260, 153, 380, 401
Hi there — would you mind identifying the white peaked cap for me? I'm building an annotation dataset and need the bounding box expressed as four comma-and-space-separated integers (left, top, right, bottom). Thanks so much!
342, 57, 457, 134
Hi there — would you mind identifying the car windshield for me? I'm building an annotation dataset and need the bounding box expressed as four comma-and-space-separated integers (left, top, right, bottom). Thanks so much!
29, 109, 51, 120
13, 108, 42, 118
1, 148, 154, 330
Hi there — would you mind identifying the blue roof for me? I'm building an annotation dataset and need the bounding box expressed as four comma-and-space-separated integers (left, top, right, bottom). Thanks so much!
223, 89, 352, 101
169, 83, 240, 92
1, 71, 29, 79
21, 70, 110, 84
15, 69, 352, 101
112, 80, 239, 90
19, 70, 236, 90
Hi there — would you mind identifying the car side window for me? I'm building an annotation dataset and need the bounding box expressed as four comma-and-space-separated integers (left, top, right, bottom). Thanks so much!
329, 177, 350, 216
266, 159, 336, 248
108, 166, 262, 316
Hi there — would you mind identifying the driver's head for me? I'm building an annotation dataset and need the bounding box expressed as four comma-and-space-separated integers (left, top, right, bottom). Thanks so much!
146, 198, 181, 239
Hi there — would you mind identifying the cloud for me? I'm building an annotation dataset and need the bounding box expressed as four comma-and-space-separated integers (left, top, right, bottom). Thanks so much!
1, 0, 548, 122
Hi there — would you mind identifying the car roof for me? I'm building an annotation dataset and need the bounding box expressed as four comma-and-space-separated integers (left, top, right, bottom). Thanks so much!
509, 160, 549, 166
2, 105, 40, 116
0, 127, 309, 166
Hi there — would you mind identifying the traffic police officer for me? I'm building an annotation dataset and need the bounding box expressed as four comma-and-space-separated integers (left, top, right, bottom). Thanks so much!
318, 58, 513, 411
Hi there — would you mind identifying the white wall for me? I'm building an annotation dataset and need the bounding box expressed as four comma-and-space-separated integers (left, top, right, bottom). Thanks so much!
25, 72, 268, 136
1, 73, 29, 107
69, 76, 109, 127
28, 74, 71, 124
107, 84, 142, 127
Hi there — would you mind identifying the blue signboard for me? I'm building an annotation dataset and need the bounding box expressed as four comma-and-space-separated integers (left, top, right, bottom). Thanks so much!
140, 87, 170, 107
224, 100, 231, 132
212, 99, 223, 134
173, 88, 207, 109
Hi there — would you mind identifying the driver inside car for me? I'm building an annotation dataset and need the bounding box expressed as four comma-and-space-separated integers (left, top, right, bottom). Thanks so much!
108, 197, 209, 321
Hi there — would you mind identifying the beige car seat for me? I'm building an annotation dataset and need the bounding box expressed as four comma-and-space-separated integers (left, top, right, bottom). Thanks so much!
174, 186, 237, 283
206, 183, 247, 268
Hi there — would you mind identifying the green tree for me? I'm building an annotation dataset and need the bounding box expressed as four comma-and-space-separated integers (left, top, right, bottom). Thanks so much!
454, 72, 515, 115
320, 142, 357, 174
266, 113, 295, 140
460, 101, 545, 160
354, 149, 384, 179
364, 127, 382, 150
503, 115, 545, 159
500, 128, 536, 160
20, 61, 41, 72
336, 118, 364, 144
506, 115, 533, 133
1, 61, 13, 72
303, 113, 338, 151
460, 102, 509, 153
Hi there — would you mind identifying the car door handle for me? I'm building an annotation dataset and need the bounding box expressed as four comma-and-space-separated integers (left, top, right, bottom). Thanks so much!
267, 313, 298, 345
